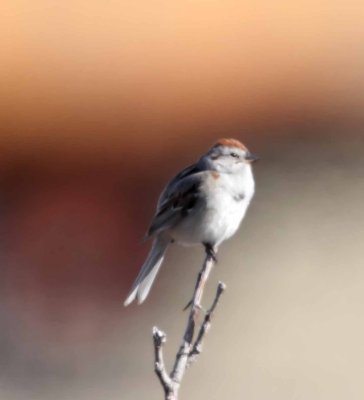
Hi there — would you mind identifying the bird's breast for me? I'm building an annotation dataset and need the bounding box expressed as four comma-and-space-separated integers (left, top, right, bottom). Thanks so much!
170, 169, 255, 246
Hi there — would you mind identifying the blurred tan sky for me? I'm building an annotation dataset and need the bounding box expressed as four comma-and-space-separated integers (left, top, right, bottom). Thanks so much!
1, 0, 364, 164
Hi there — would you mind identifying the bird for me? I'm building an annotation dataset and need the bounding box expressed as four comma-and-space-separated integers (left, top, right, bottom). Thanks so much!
124, 138, 257, 306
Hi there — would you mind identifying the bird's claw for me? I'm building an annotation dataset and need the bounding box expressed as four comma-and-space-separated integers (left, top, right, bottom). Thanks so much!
204, 244, 218, 262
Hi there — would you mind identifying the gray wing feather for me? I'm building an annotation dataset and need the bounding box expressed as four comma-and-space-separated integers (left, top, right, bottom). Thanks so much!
156, 163, 201, 210
145, 165, 207, 239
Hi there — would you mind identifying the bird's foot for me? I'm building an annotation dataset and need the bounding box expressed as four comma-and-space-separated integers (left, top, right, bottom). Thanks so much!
204, 243, 218, 263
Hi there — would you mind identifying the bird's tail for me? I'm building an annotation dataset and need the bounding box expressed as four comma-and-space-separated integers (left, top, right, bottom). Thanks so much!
123, 236, 170, 306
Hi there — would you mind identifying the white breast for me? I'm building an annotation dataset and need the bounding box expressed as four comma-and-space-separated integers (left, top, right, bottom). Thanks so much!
172, 166, 255, 246
202, 167, 255, 245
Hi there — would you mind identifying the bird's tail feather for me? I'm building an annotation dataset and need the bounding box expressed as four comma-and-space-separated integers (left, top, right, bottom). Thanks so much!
123, 236, 169, 306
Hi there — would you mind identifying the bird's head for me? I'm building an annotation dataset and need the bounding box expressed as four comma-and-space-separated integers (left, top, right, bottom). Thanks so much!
203, 138, 258, 174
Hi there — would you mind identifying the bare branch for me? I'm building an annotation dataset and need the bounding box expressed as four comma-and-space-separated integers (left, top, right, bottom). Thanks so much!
151, 248, 225, 399
152, 327, 173, 393
188, 281, 226, 365
170, 252, 215, 388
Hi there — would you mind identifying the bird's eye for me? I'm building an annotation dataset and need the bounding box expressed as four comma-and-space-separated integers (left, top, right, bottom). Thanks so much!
230, 152, 239, 158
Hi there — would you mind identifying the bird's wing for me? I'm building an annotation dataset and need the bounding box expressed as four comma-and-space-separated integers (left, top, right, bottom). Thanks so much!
157, 163, 201, 207
145, 166, 206, 239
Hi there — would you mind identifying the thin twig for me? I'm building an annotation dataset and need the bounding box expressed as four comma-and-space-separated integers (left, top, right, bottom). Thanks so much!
153, 327, 173, 393
151, 250, 225, 400
188, 281, 226, 366
170, 252, 215, 387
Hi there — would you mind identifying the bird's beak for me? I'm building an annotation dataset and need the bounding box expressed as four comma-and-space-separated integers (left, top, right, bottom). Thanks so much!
245, 152, 259, 163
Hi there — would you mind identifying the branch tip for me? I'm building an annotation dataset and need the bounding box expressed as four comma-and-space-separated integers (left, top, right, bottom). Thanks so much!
153, 327, 167, 344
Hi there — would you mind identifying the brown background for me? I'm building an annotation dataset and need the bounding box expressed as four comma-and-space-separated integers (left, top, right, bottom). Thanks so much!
1, 1, 364, 399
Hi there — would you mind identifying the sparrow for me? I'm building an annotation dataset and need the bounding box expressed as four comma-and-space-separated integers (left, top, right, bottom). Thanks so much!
124, 138, 257, 306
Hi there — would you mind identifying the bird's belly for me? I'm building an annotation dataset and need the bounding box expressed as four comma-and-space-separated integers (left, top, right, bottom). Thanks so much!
171, 191, 250, 246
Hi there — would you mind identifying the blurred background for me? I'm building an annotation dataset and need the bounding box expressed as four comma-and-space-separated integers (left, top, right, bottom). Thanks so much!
1, 1, 364, 399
